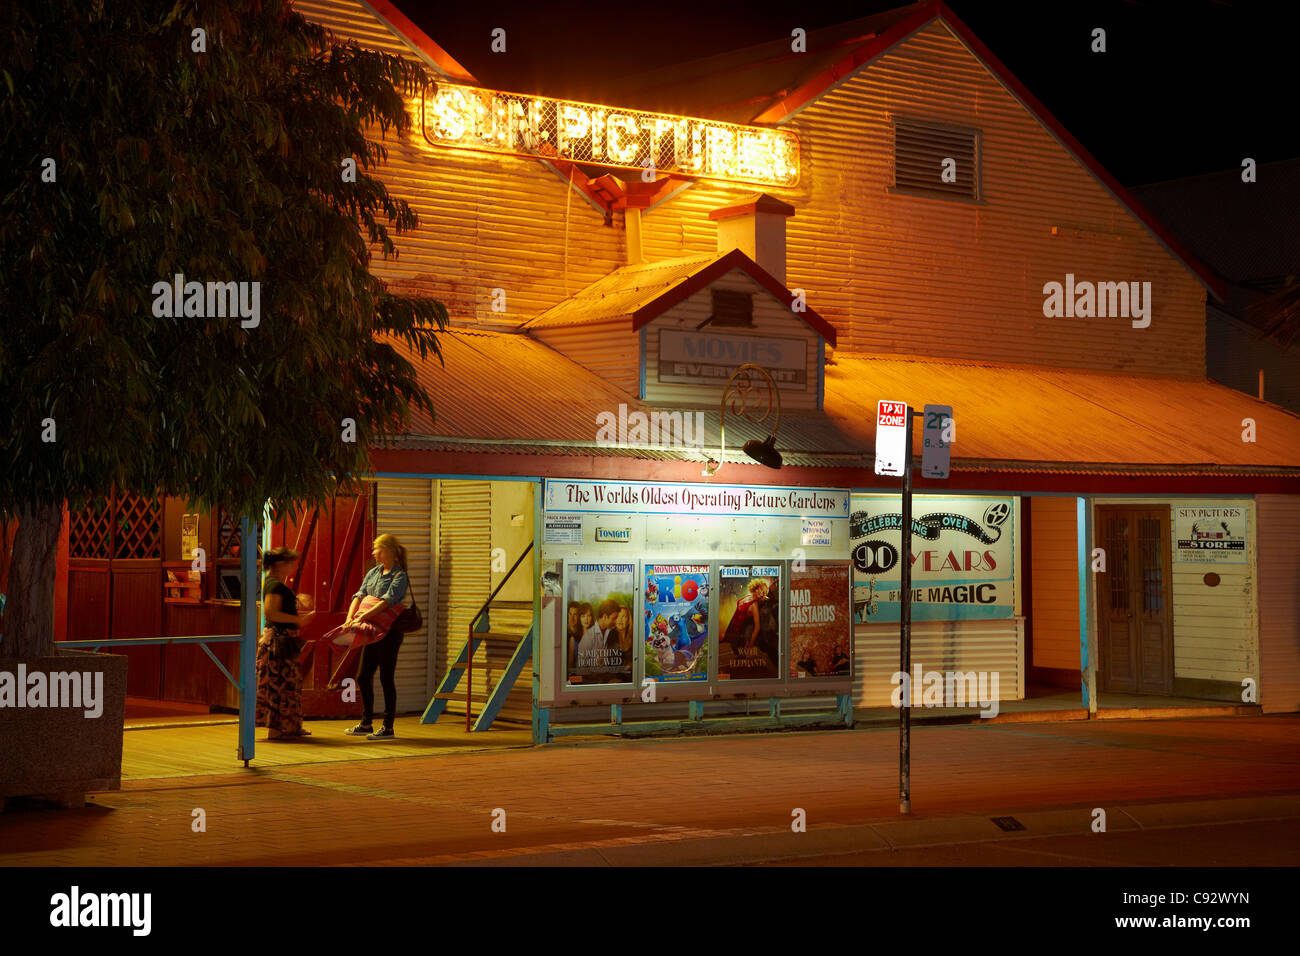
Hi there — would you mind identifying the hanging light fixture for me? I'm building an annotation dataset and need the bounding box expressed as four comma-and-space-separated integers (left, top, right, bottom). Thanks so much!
703, 363, 783, 475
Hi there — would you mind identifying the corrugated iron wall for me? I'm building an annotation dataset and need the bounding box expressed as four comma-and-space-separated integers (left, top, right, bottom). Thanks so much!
294, 0, 425, 62
641, 20, 1208, 376
296, 1, 626, 331
1255, 495, 1300, 713
1029, 497, 1081, 671
375, 477, 433, 713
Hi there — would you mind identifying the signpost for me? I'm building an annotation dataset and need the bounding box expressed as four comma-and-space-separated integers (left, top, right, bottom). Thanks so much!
874, 400, 955, 815
921, 404, 953, 480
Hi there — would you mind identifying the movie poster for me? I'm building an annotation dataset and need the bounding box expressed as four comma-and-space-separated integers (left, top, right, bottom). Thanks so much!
565, 563, 635, 685
644, 564, 710, 683
718, 564, 781, 680
789, 563, 851, 679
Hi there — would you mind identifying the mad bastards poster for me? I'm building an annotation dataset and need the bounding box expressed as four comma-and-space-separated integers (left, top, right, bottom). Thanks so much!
789, 562, 851, 678
644, 565, 709, 682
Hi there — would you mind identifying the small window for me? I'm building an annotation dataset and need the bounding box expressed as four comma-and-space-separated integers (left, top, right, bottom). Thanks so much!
892, 118, 981, 201
705, 288, 753, 328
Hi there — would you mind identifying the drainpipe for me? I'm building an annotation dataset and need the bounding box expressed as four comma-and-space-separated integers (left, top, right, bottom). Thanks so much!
626, 207, 644, 265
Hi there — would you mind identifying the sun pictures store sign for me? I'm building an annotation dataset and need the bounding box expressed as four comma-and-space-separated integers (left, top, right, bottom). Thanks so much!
851, 494, 1015, 623
423, 83, 800, 188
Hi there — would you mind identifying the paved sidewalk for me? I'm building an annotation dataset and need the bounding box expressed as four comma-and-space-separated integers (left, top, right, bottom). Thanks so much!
2, 715, 1298, 866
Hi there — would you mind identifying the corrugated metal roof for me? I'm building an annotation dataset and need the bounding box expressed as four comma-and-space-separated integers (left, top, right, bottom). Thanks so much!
825, 355, 1300, 470
387, 330, 1300, 473
522, 253, 720, 330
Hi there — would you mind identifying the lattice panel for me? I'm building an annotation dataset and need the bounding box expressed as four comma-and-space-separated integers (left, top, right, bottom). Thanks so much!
113, 494, 161, 559
69, 501, 113, 559
216, 508, 241, 559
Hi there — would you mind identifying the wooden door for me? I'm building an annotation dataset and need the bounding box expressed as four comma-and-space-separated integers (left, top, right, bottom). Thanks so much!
271, 489, 375, 716
1097, 506, 1174, 695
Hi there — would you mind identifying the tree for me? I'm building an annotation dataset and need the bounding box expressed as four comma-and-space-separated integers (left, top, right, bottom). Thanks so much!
0, 0, 448, 657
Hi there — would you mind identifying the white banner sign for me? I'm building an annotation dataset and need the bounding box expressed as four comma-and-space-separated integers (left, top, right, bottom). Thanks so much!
545, 479, 849, 519
658, 330, 807, 386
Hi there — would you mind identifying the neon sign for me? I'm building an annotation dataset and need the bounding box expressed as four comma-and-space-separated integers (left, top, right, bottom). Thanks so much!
422, 83, 800, 188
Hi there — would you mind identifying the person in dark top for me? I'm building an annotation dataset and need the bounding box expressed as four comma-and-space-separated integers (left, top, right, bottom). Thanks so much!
257, 546, 314, 739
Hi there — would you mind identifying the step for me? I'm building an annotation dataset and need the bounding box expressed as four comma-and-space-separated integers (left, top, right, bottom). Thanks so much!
448, 662, 470, 670
471, 632, 527, 643
433, 692, 474, 700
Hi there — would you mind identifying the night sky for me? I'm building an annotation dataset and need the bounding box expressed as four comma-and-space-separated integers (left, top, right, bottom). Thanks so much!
394, 0, 1296, 186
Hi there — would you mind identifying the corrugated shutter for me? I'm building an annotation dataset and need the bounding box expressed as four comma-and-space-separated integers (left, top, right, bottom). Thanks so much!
854, 618, 1024, 707
376, 477, 433, 713
436, 481, 492, 712
1257, 495, 1300, 713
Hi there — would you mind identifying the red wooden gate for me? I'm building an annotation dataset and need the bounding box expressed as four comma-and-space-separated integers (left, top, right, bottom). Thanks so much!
271, 488, 375, 717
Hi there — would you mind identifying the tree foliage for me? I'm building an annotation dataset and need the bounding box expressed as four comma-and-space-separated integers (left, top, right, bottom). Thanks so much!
0, 0, 448, 527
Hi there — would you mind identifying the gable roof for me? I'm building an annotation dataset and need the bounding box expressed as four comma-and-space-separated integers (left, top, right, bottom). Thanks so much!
522, 248, 838, 346
606, 0, 1227, 303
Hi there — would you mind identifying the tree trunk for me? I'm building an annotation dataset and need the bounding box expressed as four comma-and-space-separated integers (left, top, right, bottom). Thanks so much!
5, 502, 63, 659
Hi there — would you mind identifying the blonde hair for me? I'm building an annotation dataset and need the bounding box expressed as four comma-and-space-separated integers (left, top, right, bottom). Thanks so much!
373, 533, 408, 571
748, 578, 769, 596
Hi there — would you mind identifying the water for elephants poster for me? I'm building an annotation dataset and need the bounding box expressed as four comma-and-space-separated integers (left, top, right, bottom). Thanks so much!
789, 563, 851, 679
718, 565, 781, 680
565, 563, 635, 685
644, 564, 710, 683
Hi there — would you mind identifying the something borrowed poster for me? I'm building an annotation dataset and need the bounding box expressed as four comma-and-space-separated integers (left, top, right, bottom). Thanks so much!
850, 495, 1015, 623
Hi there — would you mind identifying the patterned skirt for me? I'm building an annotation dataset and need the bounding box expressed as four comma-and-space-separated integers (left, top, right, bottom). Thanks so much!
256, 628, 304, 735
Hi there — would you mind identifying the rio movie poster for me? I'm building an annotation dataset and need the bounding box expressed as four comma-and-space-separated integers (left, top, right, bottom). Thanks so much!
644, 565, 710, 682
718, 565, 782, 680
566, 563, 635, 685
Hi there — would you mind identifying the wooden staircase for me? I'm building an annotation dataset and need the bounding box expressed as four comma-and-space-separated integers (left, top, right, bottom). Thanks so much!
421, 543, 534, 732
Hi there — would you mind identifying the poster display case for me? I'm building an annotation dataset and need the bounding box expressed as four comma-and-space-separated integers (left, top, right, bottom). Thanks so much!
540, 478, 853, 708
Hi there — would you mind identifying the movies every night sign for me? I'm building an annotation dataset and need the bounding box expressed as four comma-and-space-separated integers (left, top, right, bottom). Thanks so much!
850, 494, 1015, 622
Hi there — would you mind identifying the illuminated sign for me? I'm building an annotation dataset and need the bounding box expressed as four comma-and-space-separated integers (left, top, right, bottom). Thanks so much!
422, 83, 800, 188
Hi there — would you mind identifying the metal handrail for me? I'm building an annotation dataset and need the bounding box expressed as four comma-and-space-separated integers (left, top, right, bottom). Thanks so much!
466, 541, 534, 731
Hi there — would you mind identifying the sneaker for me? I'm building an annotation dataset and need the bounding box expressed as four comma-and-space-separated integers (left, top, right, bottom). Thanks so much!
345, 723, 373, 736
367, 727, 395, 740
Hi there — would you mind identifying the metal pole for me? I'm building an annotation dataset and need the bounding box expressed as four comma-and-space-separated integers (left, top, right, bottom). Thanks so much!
238, 516, 259, 766
899, 407, 914, 815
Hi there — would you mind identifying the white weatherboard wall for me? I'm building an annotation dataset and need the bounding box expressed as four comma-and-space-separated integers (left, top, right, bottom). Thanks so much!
1097, 498, 1258, 690
1257, 495, 1300, 713
375, 477, 433, 713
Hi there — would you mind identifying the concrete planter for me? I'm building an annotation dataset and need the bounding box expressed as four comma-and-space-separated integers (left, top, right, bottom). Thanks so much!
1, 650, 127, 807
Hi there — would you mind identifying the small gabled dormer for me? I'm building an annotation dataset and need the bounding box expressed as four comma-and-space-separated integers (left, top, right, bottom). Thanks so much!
524, 195, 836, 411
